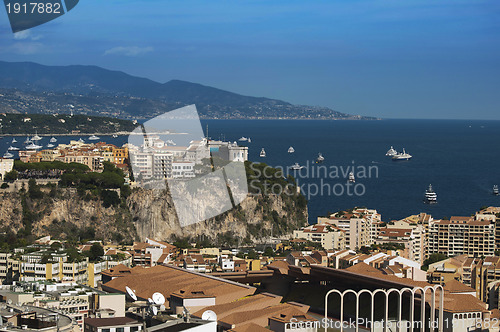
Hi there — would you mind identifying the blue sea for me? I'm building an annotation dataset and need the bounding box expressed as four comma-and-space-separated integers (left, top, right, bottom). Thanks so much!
202, 119, 500, 223
2, 119, 500, 224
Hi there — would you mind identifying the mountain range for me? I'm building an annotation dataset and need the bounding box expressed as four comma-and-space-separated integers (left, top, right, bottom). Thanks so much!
0, 61, 375, 120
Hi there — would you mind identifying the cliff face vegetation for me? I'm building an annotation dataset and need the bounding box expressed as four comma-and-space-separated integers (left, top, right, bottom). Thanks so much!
0, 183, 137, 244
128, 188, 308, 245
0, 162, 308, 245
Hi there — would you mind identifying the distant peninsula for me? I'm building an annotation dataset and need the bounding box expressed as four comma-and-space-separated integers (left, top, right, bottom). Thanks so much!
0, 113, 136, 136
0, 61, 378, 121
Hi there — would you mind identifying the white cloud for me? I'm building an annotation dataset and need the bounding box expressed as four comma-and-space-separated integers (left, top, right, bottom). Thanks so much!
104, 46, 154, 56
13, 30, 43, 41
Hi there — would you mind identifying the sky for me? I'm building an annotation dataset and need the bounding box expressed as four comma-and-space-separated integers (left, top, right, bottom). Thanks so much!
1, 0, 500, 120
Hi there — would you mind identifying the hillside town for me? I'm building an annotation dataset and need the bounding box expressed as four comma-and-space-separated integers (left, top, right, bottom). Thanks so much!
0, 199, 497, 331
0, 136, 500, 330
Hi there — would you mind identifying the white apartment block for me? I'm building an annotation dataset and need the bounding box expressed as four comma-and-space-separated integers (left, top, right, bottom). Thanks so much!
427, 217, 495, 257
0, 157, 14, 180
293, 224, 346, 250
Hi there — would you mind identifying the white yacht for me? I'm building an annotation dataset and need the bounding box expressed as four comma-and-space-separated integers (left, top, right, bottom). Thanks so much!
424, 184, 437, 204
290, 163, 304, 170
238, 137, 248, 142
49, 137, 57, 143
89, 135, 100, 140
288, 146, 295, 153
24, 137, 32, 144
31, 133, 42, 141
316, 153, 324, 163
385, 146, 397, 156
392, 148, 412, 161
3, 152, 14, 158
112, 134, 118, 138
26, 142, 43, 150
11, 138, 17, 143
348, 172, 355, 183
260, 148, 266, 158
47, 143, 55, 148
7, 146, 19, 151
493, 185, 499, 196
78, 138, 85, 143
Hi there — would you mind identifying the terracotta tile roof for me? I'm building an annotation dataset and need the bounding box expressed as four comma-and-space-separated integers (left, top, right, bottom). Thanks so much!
192, 293, 282, 319
346, 262, 383, 276
443, 280, 476, 293
101, 264, 132, 278
266, 261, 290, 274
227, 322, 270, 332
220, 302, 309, 328
269, 309, 317, 324
491, 309, 500, 320
437, 294, 487, 313
102, 265, 255, 305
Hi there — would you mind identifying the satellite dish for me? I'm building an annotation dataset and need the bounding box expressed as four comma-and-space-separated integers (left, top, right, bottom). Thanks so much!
151, 306, 158, 316
152, 292, 165, 305
125, 286, 137, 301
201, 310, 217, 321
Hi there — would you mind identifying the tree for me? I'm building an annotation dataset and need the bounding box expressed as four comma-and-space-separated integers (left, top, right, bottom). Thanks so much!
28, 179, 43, 199
247, 249, 258, 260
422, 253, 448, 271
88, 243, 104, 262
4, 170, 18, 182
263, 246, 274, 257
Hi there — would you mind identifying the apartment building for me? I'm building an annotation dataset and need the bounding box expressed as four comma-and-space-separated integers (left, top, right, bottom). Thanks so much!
317, 208, 381, 250
293, 223, 346, 250
0, 157, 14, 180
376, 224, 425, 265
427, 217, 495, 257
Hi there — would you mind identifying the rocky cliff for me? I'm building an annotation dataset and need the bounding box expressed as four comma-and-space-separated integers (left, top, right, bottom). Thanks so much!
0, 185, 308, 245
128, 188, 308, 245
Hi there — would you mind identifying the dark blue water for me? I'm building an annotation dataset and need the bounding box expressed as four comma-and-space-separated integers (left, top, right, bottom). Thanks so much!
202, 119, 500, 223
3, 120, 500, 223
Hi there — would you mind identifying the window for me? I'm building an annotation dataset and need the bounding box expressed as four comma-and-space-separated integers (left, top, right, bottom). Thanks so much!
116, 328, 124, 332
130, 328, 139, 332
101, 329, 110, 332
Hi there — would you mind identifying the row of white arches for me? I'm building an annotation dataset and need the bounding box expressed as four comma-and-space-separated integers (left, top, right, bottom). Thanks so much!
324, 285, 444, 332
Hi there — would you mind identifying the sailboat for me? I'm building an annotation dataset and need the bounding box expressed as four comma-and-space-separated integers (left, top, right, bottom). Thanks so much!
493, 185, 499, 196
3, 152, 14, 158
31, 132, 42, 141
288, 146, 295, 153
7, 146, 19, 151
49, 137, 57, 143
11, 138, 17, 143
260, 148, 266, 158
316, 153, 324, 163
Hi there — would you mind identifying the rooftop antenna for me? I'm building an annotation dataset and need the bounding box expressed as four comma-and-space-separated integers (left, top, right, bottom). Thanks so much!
183, 306, 191, 323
